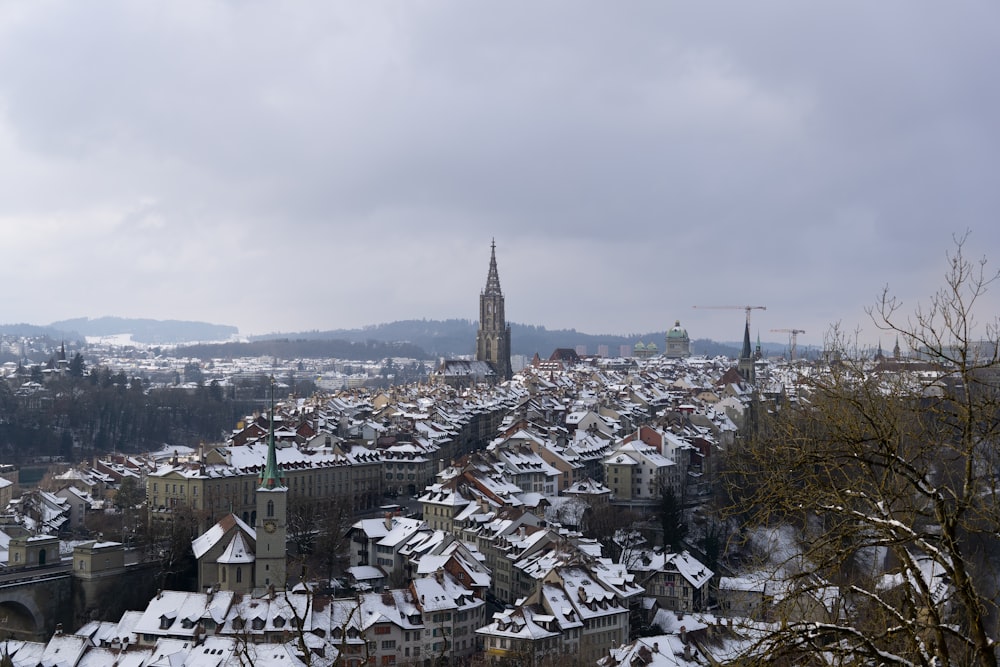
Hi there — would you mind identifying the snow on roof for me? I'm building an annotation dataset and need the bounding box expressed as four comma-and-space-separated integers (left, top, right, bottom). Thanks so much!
216, 532, 254, 564
133, 591, 215, 638
192, 513, 255, 560
376, 517, 427, 548
112, 610, 146, 644
39, 633, 90, 667
631, 550, 713, 589
477, 605, 561, 640
347, 565, 385, 582
410, 576, 460, 612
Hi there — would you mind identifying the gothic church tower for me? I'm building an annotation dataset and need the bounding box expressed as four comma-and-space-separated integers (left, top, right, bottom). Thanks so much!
255, 381, 287, 590
476, 241, 513, 381
738, 320, 756, 383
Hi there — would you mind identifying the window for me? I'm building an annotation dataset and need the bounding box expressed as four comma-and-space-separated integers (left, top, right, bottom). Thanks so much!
267, 500, 274, 517
381, 640, 395, 649
236, 567, 242, 583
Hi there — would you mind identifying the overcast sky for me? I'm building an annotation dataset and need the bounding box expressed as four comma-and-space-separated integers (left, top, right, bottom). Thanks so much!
1, 2, 998, 350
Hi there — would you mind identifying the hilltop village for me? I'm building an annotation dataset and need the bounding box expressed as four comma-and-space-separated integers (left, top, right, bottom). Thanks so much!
0, 245, 940, 666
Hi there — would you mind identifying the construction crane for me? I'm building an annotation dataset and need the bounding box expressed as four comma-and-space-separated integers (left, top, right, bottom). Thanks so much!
692, 305, 767, 326
771, 328, 806, 360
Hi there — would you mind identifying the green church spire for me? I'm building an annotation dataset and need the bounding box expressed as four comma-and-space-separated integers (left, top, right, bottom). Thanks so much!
258, 378, 285, 490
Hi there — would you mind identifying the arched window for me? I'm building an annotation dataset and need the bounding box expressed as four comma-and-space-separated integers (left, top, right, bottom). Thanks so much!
267, 500, 274, 518
221, 567, 227, 583
236, 567, 242, 583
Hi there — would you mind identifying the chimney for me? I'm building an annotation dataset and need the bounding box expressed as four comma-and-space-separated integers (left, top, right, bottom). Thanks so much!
54, 623, 63, 636
653, 642, 659, 653
684, 644, 692, 661
384, 513, 393, 530
679, 625, 687, 644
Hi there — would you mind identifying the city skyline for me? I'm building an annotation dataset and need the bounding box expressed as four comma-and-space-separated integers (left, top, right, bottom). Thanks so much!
1, 3, 999, 348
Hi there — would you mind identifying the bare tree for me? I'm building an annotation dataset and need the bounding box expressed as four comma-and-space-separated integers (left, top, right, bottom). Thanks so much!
285, 494, 354, 590
725, 235, 1000, 667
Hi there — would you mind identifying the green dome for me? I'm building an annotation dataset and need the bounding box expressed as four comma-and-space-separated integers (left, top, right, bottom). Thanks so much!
634, 341, 647, 350
666, 320, 689, 339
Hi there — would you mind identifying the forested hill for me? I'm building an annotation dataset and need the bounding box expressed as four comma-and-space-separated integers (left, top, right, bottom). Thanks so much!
51, 317, 238, 344
250, 319, 745, 359
176, 338, 431, 361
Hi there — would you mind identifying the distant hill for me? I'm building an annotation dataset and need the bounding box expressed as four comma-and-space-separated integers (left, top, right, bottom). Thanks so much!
2, 316, 805, 360
50, 317, 238, 344
250, 319, 752, 359
0, 323, 82, 342
176, 338, 430, 361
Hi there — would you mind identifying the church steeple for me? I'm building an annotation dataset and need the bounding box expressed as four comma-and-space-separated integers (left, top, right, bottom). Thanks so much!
484, 239, 502, 297
476, 240, 513, 381
258, 385, 285, 490
255, 378, 287, 590
738, 321, 756, 383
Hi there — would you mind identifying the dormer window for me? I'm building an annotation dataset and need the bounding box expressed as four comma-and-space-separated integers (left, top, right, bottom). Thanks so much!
159, 615, 173, 630
252, 617, 265, 631
274, 616, 285, 628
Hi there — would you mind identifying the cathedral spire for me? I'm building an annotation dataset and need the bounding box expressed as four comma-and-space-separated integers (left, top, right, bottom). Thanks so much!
738, 320, 755, 383
484, 238, 503, 297
476, 240, 512, 381
258, 378, 285, 490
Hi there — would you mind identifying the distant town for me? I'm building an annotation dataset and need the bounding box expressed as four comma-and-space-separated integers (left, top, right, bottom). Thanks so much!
0, 244, 994, 666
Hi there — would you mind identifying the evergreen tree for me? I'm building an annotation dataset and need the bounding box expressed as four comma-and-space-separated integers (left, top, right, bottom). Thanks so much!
658, 486, 687, 552
69, 352, 85, 377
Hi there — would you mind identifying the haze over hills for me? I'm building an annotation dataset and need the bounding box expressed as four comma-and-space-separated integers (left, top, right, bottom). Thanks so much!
250, 319, 754, 359
0, 316, 811, 359
0, 317, 238, 345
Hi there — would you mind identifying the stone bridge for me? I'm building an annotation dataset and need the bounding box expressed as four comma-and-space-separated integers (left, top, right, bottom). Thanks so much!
0, 563, 73, 640
0, 545, 163, 641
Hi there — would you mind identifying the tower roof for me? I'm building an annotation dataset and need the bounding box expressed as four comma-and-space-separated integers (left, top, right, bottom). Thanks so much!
258, 380, 286, 491
740, 321, 752, 360
484, 239, 503, 297
666, 320, 688, 339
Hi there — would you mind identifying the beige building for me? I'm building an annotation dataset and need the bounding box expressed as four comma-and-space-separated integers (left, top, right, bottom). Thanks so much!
8, 534, 59, 569
148, 441, 381, 531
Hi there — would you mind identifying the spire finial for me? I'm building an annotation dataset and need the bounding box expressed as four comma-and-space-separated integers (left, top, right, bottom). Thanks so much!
484, 240, 502, 296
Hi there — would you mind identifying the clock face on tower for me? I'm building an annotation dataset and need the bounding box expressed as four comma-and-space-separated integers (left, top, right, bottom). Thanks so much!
263, 519, 277, 533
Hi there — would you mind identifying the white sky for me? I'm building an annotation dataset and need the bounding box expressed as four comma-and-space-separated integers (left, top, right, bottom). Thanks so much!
1, 2, 998, 348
